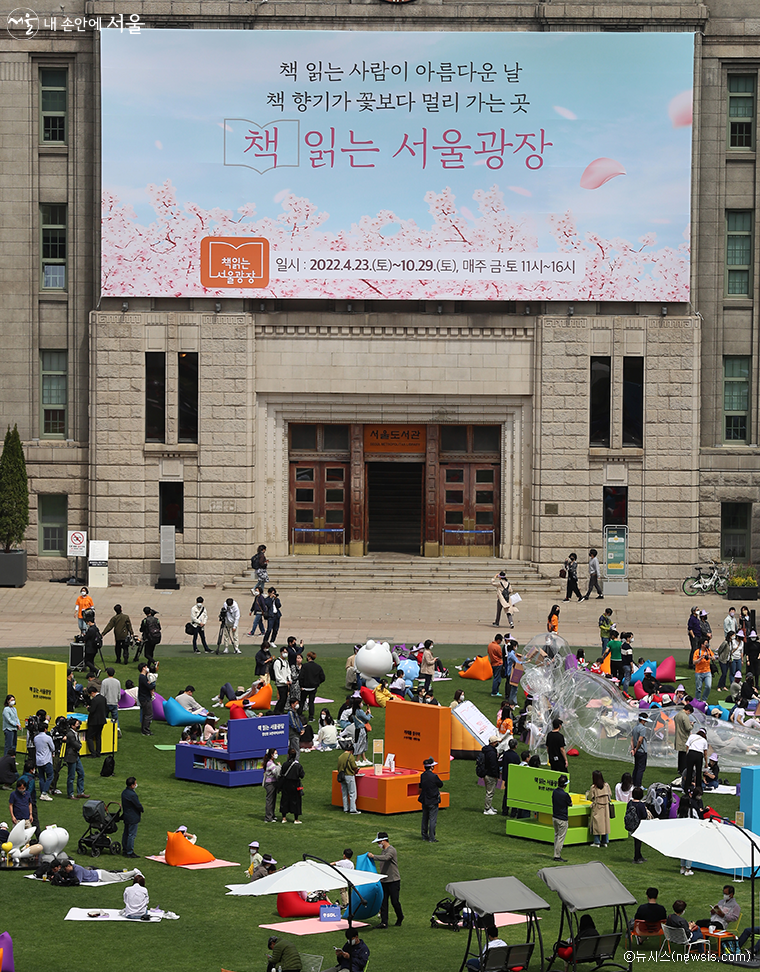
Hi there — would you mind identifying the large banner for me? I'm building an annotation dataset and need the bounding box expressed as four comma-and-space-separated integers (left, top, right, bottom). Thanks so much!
101, 30, 693, 301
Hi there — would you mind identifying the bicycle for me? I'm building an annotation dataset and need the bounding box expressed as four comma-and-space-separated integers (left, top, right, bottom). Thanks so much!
682, 559, 734, 596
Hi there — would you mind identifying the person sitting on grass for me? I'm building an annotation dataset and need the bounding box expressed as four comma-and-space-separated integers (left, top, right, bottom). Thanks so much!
122, 874, 150, 919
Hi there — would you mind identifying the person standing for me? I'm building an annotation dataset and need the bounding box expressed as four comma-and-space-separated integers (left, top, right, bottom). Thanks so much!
504, 637, 521, 706
248, 586, 266, 637
75, 586, 94, 634
693, 638, 715, 703
746, 630, 760, 683
288, 699, 305, 756
262, 748, 280, 823
683, 727, 709, 793
279, 749, 304, 824
83, 616, 103, 676
299, 651, 325, 722
700, 609, 713, 646
631, 712, 649, 788
34, 721, 55, 802
85, 685, 108, 758
620, 632, 634, 692
491, 572, 514, 628
100, 605, 134, 665
500, 738, 520, 816
273, 648, 292, 715
64, 717, 88, 800
563, 552, 583, 602
687, 606, 702, 669
546, 717, 568, 774
264, 587, 282, 646
121, 776, 143, 858
605, 626, 623, 681
255, 641, 275, 683
100, 668, 121, 728
628, 787, 651, 863
481, 736, 500, 815
369, 831, 403, 928
420, 640, 437, 694
137, 662, 155, 737
488, 634, 505, 697
252, 544, 269, 588
419, 757, 443, 842
598, 608, 614, 654
3, 695, 21, 756
337, 742, 361, 815
138, 607, 162, 664
674, 703, 694, 775
582, 548, 603, 600
725, 606, 738, 638
190, 596, 211, 653
8, 779, 30, 826
547, 605, 560, 633
551, 774, 572, 862
586, 769, 612, 848
218, 598, 241, 654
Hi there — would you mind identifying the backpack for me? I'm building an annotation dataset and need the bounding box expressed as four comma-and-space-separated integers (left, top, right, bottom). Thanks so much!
251, 552, 261, 570
100, 754, 115, 777
475, 751, 487, 779
93, 630, 103, 652
144, 615, 162, 644
624, 801, 641, 833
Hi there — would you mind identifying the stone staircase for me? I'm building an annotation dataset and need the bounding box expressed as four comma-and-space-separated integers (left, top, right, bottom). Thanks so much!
223, 555, 558, 594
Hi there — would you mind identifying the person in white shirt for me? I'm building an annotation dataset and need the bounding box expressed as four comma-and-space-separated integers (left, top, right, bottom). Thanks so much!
190, 597, 211, 654
316, 722, 339, 750
273, 650, 291, 714
122, 874, 150, 919
683, 727, 710, 793
176, 686, 207, 716
467, 926, 508, 970
100, 668, 122, 725
725, 607, 738, 638
219, 598, 241, 655
33, 722, 56, 801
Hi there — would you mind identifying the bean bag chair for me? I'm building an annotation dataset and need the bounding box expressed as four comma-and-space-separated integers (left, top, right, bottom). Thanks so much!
226, 682, 273, 712
657, 656, 676, 683
152, 693, 166, 721
600, 654, 611, 675
118, 690, 136, 709
343, 853, 383, 921
360, 686, 380, 708
633, 681, 646, 701
692, 700, 708, 714
564, 655, 579, 671
0, 932, 14, 972
566, 748, 580, 757
630, 661, 658, 685
397, 659, 419, 686
228, 705, 248, 720
163, 697, 206, 727
164, 830, 215, 866
459, 656, 492, 681
669, 794, 681, 818
277, 891, 322, 918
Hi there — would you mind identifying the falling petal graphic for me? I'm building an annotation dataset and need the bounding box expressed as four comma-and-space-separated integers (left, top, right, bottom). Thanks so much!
668, 89, 693, 128
553, 105, 577, 120
508, 186, 532, 198
273, 189, 291, 203
217, 122, 234, 133
650, 218, 671, 225
460, 206, 475, 221
155, 140, 163, 150
580, 158, 626, 190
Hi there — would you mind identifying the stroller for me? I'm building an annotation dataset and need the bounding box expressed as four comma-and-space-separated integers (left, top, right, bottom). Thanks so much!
430, 895, 466, 930
77, 800, 123, 858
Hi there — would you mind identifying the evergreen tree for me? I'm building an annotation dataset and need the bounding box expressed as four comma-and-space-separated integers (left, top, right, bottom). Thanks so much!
0, 424, 29, 552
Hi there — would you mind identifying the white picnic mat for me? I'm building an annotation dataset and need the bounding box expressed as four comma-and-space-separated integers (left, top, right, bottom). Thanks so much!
64, 907, 163, 922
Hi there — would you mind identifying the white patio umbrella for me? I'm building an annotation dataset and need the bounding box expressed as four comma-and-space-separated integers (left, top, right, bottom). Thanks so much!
226, 859, 386, 896
633, 817, 760, 871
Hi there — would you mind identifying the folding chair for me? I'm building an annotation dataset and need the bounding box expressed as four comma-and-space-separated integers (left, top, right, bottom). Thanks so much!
705, 912, 742, 956
658, 925, 708, 957
300, 955, 324, 972
631, 919, 664, 948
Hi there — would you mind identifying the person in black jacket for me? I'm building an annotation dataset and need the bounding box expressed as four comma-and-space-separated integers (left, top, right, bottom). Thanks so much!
100, 605, 134, 665
137, 663, 154, 737
500, 738, 521, 816
418, 757, 443, 842
83, 618, 102, 676
482, 737, 500, 815
121, 776, 144, 858
299, 651, 326, 722
255, 642, 275, 679
85, 686, 108, 758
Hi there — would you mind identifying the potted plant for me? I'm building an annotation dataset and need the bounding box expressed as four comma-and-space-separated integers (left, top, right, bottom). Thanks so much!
0, 424, 29, 587
727, 565, 759, 602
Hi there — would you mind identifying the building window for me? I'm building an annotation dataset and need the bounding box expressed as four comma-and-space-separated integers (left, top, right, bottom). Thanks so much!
41, 204, 67, 290
590, 357, 611, 447
622, 357, 644, 447
145, 352, 166, 443
728, 75, 755, 150
603, 486, 628, 526
289, 424, 349, 454
40, 350, 67, 438
439, 425, 500, 456
159, 482, 184, 534
178, 352, 198, 443
724, 356, 750, 443
38, 494, 67, 556
726, 211, 752, 296
40, 68, 67, 143
722, 501, 751, 560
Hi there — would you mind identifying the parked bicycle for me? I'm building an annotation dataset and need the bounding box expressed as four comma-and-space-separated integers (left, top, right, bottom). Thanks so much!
682, 559, 734, 596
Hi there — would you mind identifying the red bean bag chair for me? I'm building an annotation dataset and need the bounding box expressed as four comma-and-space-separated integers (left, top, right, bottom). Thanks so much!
164, 830, 215, 866
360, 685, 380, 708
276, 891, 323, 918
656, 655, 676, 683
228, 705, 248, 720
459, 656, 492, 681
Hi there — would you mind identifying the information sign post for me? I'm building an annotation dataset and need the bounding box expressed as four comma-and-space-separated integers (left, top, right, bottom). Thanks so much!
603, 525, 628, 596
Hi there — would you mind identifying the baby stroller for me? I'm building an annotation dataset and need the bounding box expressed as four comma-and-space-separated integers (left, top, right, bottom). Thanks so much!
430, 895, 465, 930
77, 800, 123, 857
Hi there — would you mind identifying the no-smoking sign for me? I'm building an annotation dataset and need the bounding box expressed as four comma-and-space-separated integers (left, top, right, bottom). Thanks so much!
67, 531, 87, 557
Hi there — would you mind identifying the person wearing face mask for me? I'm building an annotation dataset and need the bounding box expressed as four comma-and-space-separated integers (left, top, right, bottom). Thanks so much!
273, 648, 291, 715
288, 698, 305, 755
263, 748, 281, 822
3, 696, 21, 756
324, 930, 370, 972
75, 587, 94, 634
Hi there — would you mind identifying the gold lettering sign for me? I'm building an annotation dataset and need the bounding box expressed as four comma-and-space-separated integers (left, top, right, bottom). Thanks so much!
363, 425, 427, 454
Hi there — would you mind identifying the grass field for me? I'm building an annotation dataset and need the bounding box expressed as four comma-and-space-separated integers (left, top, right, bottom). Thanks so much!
0, 641, 744, 972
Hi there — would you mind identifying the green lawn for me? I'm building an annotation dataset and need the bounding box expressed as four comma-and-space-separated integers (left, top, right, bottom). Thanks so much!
0, 643, 744, 972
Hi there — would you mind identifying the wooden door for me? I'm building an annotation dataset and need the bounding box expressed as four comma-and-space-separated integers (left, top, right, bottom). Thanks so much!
440, 464, 499, 553
290, 462, 349, 553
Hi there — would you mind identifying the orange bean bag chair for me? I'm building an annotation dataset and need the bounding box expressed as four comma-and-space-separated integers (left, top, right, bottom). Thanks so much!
164, 830, 215, 866
657, 656, 676, 683
360, 685, 380, 708
600, 654, 611, 675
276, 891, 323, 918
459, 656, 492, 681
226, 682, 273, 712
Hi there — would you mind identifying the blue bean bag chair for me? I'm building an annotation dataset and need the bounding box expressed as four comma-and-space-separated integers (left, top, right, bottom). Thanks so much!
342, 853, 383, 921
163, 696, 207, 727
629, 661, 659, 685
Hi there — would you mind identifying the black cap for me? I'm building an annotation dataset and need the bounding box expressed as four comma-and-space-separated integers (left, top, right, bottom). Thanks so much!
557, 775, 568, 787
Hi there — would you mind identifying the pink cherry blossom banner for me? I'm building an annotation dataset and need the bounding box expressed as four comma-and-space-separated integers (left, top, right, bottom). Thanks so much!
101, 30, 693, 300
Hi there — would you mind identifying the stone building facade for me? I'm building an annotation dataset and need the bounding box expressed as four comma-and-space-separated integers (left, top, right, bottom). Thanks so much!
1, 0, 758, 589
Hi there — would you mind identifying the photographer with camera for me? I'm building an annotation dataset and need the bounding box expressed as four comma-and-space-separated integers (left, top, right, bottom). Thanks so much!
217, 598, 241, 655
138, 607, 162, 664
264, 588, 282, 647
31, 711, 54, 801
101, 605, 134, 665
83, 614, 103, 677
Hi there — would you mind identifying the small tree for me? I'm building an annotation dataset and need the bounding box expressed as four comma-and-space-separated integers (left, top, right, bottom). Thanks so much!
0, 425, 29, 552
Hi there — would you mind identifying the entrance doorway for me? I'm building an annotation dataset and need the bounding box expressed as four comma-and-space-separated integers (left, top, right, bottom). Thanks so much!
367, 462, 424, 554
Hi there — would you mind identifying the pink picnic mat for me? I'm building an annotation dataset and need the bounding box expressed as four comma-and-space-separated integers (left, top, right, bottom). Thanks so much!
146, 854, 240, 869
259, 918, 368, 936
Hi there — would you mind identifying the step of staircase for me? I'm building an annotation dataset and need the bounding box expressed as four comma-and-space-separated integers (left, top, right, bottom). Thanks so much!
223, 556, 558, 594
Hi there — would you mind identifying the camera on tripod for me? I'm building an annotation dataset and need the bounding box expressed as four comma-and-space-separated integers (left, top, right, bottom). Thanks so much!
218, 606, 227, 623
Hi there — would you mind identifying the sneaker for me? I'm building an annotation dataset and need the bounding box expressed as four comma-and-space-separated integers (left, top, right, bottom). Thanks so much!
553, 857, 567, 862
222, 648, 228, 654
349, 810, 362, 814
270, 643, 277, 650
39, 792, 53, 801
293, 820, 302, 824
234, 648, 242, 654
596, 595, 604, 599
680, 867, 686, 874
491, 622, 500, 627
683, 869, 694, 876
53, 789, 62, 795
193, 649, 201, 654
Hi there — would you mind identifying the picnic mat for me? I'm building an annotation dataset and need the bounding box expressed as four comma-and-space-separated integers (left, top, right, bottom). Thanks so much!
145, 854, 240, 869
259, 918, 368, 936
153, 745, 176, 751
26, 874, 111, 887
64, 908, 162, 922
672, 782, 737, 795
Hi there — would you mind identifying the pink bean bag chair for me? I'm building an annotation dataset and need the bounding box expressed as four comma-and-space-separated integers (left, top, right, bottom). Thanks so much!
656, 656, 676, 683
360, 686, 380, 708
118, 690, 136, 709
633, 681, 646, 701
164, 830, 215, 866
277, 891, 323, 918
459, 656, 492, 681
